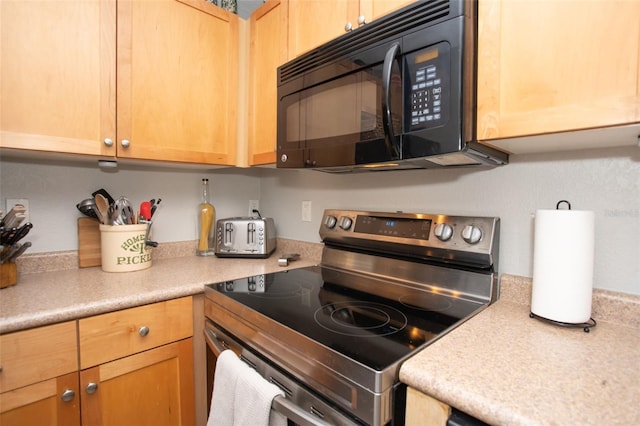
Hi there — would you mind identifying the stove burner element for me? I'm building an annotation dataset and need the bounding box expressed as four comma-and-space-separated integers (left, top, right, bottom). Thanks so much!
314, 301, 408, 337
399, 293, 453, 313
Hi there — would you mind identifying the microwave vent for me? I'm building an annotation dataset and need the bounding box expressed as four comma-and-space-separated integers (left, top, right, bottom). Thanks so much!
280, 0, 452, 84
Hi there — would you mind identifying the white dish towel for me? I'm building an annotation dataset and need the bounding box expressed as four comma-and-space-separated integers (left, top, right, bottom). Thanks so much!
207, 349, 286, 426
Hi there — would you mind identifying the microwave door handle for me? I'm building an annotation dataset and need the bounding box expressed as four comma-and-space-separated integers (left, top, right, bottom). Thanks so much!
382, 42, 401, 158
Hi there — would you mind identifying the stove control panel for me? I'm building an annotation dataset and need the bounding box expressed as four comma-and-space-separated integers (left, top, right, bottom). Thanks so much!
320, 209, 500, 268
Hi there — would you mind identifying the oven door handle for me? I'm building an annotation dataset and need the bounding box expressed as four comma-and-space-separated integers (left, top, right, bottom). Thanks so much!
204, 327, 228, 357
204, 328, 347, 426
272, 396, 335, 426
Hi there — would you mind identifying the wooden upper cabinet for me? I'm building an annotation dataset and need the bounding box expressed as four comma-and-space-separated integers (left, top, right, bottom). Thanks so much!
1, 0, 238, 165
287, 0, 413, 59
117, 0, 238, 165
287, 0, 357, 59
248, 0, 288, 165
0, 0, 116, 156
477, 0, 640, 144
360, 0, 415, 23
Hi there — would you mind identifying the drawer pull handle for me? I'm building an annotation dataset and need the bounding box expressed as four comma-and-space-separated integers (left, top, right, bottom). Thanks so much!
61, 389, 75, 402
139, 326, 150, 337
86, 382, 98, 394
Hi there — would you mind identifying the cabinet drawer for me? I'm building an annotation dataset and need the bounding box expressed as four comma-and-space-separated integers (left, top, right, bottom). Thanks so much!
0, 321, 78, 393
79, 297, 193, 369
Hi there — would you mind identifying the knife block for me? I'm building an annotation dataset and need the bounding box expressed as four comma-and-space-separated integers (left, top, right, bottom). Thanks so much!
78, 217, 102, 268
1, 263, 17, 289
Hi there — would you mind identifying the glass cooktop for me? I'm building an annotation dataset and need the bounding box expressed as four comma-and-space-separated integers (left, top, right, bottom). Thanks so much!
207, 265, 486, 371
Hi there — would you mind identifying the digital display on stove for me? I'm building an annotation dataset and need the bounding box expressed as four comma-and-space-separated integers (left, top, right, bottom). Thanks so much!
354, 215, 432, 240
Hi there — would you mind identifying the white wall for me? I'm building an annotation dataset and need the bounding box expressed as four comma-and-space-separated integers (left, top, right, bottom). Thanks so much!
0, 157, 262, 251
259, 146, 639, 295
1, 146, 638, 295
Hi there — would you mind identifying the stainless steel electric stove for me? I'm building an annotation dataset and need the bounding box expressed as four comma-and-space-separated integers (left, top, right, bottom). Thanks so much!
205, 209, 500, 426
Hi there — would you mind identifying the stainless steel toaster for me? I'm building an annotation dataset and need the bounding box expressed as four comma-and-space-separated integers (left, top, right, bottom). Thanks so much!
214, 217, 276, 258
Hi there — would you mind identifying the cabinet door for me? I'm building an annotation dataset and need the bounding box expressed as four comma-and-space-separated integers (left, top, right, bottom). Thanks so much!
287, 0, 359, 59
80, 339, 194, 426
248, 0, 288, 165
0, 0, 116, 156
360, 0, 414, 23
477, 0, 640, 141
0, 372, 80, 426
117, 0, 238, 164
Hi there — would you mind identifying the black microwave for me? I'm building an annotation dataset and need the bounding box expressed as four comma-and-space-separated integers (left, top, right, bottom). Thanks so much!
277, 0, 508, 172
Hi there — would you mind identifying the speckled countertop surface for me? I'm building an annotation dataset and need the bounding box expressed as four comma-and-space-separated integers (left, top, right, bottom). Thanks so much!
400, 275, 640, 425
0, 239, 321, 334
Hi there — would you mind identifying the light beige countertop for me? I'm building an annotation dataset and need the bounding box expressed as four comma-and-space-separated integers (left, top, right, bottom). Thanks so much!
0, 239, 321, 334
400, 275, 640, 425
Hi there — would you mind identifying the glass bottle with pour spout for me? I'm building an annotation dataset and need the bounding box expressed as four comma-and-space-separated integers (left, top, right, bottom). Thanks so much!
197, 178, 216, 255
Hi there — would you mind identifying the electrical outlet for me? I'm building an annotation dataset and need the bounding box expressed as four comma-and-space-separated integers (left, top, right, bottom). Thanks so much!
301, 201, 312, 222
5, 198, 30, 223
249, 200, 259, 217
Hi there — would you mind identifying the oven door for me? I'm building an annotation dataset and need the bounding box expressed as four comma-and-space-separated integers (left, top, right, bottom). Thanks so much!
204, 320, 363, 426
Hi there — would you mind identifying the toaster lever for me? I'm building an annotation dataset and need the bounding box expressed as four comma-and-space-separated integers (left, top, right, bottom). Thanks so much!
224, 222, 234, 245
247, 222, 256, 245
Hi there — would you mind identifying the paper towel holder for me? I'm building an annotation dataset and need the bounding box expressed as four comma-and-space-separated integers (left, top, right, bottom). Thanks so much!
529, 312, 596, 333
530, 199, 597, 333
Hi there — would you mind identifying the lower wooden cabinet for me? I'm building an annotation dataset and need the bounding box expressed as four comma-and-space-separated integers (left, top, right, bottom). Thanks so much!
0, 321, 80, 426
405, 387, 451, 426
0, 372, 80, 426
80, 339, 194, 426
78, 297, 194, 426
0, 297, 195, 426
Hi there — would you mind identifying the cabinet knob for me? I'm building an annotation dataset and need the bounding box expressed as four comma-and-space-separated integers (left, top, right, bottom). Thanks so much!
344, 21, 353, 32
139, 325, 150, 337
357, 15, 367, 25
86, 382, 98, 394
61, 389, 76, 402
104, 138, 114, 147
121, 139, 130, 148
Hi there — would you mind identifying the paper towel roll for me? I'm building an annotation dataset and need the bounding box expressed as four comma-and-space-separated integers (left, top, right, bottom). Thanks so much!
531, 208, 595, 324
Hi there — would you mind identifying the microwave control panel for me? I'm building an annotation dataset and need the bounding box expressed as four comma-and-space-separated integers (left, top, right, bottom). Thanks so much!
407, 42, 450, 130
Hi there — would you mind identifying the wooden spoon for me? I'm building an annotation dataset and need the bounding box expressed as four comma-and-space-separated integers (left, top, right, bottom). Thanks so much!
94, 194, 110, 225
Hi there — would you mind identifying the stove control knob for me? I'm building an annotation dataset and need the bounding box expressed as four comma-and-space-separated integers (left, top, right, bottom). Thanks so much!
339, 216, 353, 230
462, 225, 482, 244
434, 223, 453, 241
325, 215, 338, 229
